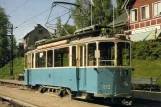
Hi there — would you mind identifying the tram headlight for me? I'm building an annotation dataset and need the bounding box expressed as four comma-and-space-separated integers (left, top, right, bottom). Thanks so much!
123, 81, 128, 87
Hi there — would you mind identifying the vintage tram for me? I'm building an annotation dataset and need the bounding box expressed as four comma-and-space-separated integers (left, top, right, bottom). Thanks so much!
24, 25, 132, 106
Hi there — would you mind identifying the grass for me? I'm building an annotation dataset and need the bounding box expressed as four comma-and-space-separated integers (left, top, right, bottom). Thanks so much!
0, 57, 24, 79
133, 59, 161, 85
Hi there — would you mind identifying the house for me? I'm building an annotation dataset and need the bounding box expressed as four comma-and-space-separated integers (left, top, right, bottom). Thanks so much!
108, 11, 129, 34
17, 43, 24, 57
122, 0, 161, 41
23, 24, 53, 52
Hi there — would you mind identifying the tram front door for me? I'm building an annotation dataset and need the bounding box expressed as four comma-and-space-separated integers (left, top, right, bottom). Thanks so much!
76, 45, 87, 91
27, 53, 32, 85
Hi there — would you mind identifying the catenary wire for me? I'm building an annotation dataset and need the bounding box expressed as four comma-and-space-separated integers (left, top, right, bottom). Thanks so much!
8, 0, 31, 15
15, 7, 51, 28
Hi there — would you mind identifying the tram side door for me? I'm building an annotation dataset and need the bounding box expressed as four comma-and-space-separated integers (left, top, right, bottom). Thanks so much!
27, 54, 32, 85
76, 45, 87, 90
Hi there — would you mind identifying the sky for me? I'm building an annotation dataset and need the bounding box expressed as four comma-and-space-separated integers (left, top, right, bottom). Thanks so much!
0, 0, 116, 44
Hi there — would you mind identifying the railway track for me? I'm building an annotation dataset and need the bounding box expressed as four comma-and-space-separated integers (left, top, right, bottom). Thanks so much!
0, 83, 108, 107
0, 95, 37, 107
0, 79, 122, 107
0, 79, 161, 107
0, 79, 24, 87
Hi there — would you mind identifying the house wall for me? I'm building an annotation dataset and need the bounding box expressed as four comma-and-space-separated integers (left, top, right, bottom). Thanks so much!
129, 0, 161, 34
24, 25, 52, 52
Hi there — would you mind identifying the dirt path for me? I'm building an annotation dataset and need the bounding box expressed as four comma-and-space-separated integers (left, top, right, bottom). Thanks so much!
0, 86, 108, 107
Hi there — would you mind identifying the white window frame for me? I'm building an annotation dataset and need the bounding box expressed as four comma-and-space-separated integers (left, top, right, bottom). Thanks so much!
140, 5, 150, 20
130, 8, 138, 22
153, 1, 161, 17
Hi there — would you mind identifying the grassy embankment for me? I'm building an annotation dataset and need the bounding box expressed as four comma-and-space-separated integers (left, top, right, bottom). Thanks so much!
133, 59, 161, 85
0, 57, 24, 79
0, 57, 161, 85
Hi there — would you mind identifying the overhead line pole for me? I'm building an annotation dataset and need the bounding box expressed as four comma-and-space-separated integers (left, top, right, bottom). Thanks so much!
113, 0, 115, 31
10, 24, 14, 76
91, 3, 92, 26
4, 24, 15, 75
90, 0, 94, 26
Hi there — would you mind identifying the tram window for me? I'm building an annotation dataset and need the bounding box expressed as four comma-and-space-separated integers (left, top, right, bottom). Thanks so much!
84, 46, 86, 66
32, 53, 34, 68
47, 50, 53, 67
88, 43, 96, 66
27, 54, 32, 68
35, 51, 46, 68
54, 47, 69, 67
72, 46, 76, 66
25, 55, 27, 68
99, 42, 114, 66
117, 42, 130, 66
80, 46, 83, 66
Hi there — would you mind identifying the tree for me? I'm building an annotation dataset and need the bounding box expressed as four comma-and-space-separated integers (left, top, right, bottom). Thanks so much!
115, 0, 126, 17
56, 17, 62, 36
62, 24, 76, 36
92, 0, 113, 25
0, 7, 10, 67
72, 0, 113, 28
0, 7, 9, 35
72, 0, 90, 29
56, 16, 76, 36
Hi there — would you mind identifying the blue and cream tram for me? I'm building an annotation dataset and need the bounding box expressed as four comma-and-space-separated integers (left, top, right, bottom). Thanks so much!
24, 25, 132, 106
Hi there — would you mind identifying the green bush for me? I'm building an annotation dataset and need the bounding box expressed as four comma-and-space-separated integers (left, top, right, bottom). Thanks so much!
133, 41, 161, 60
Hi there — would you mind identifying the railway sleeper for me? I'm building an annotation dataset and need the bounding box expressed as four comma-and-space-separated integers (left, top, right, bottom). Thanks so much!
0, 81, 23, 88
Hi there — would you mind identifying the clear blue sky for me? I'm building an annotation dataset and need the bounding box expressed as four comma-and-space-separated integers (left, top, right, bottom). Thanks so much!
0, 0, 116, 43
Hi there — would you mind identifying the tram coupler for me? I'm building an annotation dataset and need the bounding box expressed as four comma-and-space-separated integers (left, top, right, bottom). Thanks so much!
122, 98, 133, 106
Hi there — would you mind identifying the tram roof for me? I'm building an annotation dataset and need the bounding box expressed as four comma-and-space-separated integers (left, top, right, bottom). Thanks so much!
35, 25, 131, 48
35, 25, 105, 46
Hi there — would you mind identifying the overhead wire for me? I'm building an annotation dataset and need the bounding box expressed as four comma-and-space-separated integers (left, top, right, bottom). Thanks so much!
16, 10, 69, 33
46, 9, 71, 23
8, 0, 31, 15
47, 11, 71, 24
15, 1, 78, 29
15, 7, 51, 28
46, 3, 74, 26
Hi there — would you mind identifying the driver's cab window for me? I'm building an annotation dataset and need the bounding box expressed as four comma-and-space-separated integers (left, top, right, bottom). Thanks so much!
88, 43, 96, 66
99, 42, 115, 66
117, 42, 130, 66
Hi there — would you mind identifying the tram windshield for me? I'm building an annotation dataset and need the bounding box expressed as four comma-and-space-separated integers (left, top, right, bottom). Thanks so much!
99, 42, 115, 66
98, 42, 131, 66
117, 42, 130, 66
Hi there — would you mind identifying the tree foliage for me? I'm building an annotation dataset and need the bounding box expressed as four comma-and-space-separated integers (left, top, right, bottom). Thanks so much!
0, 7, 17, 68
0, 7, 8, 35
115, 0, 126, 17
0, 7, 10, 67
56, 17, 76, 36
56, 17, 62, 36
92, 0, 113, 26
71, 0, 90, 28
72, 0, 113, 28
62, 24, 76, 35
133, 41, 161, 60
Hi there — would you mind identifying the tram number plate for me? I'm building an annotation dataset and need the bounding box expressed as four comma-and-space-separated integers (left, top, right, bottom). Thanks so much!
103, 85, 110, 89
